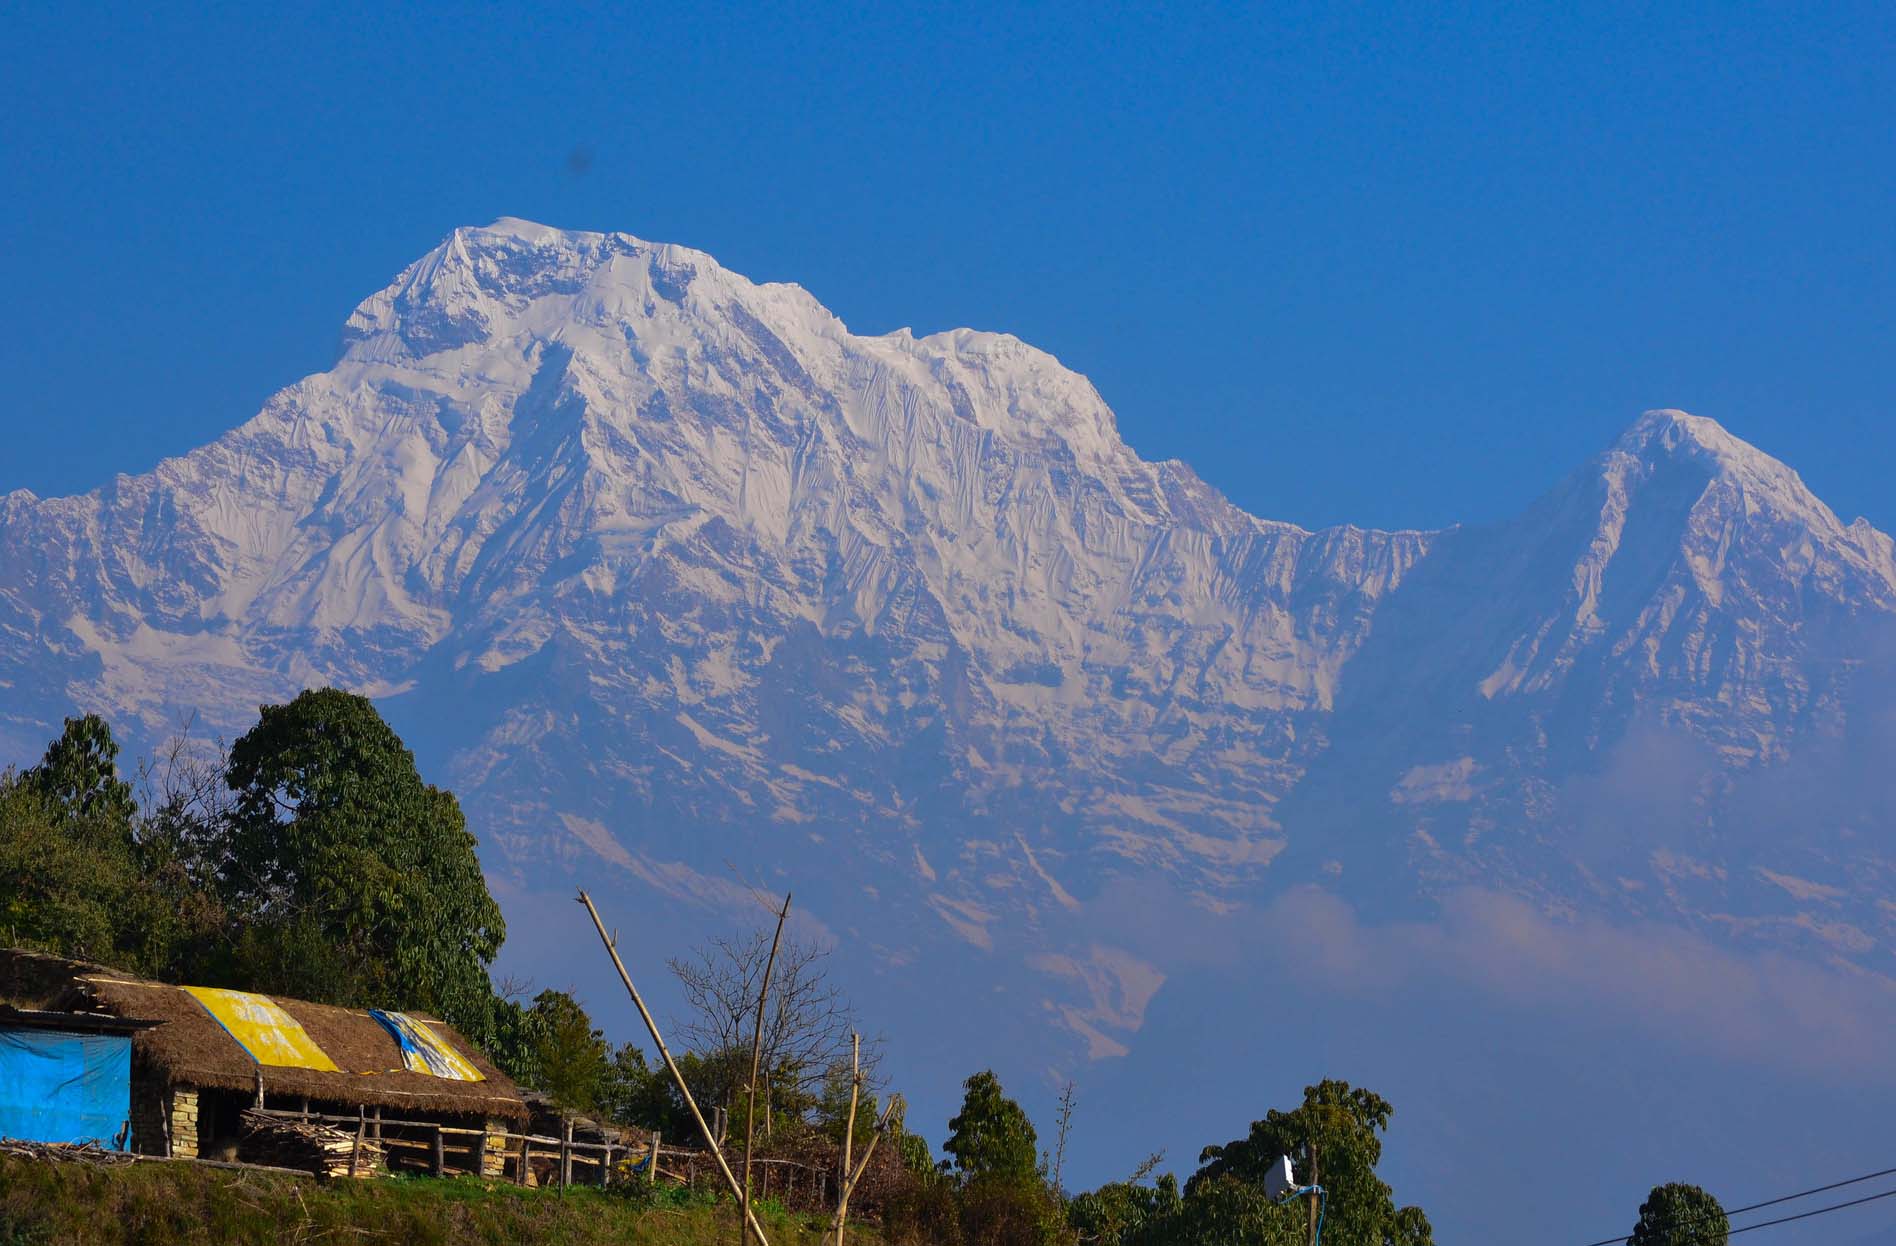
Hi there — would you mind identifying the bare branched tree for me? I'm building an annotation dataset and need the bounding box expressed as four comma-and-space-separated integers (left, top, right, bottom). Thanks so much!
131, 714, 236, 890
1127, 1150, 1165, 1185
1052, 1081, 1076, 1194
669, 929, 882, 1124
134, 712, 235, 830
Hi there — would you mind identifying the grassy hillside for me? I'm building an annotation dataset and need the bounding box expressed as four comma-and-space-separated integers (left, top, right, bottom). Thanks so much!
0, 1155, 864, 1246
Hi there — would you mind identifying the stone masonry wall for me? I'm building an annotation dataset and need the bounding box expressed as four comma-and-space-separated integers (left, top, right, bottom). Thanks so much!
482, 1116, 510, 1179
168, 1087, 199, 1159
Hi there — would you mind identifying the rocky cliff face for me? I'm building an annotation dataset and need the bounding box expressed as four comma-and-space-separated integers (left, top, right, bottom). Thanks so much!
4, 219, 1891, 1054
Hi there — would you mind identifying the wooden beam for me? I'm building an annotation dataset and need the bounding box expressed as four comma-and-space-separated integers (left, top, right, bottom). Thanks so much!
578, 890, 774, 1246
744, 892, 792, 1246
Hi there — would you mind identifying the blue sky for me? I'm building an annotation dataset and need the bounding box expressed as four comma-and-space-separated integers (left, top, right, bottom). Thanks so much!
3, 3, 1891, 533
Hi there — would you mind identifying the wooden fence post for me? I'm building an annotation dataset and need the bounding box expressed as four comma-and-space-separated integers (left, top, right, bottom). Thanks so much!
517, 1132, 530, 1186
560, 1118, 573, 1190
349, 1107, 365, 1178
649, 1131, 660, 1185
432, 1125, 445, 1177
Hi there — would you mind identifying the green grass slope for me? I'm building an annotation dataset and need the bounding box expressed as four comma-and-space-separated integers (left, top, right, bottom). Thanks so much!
0, 1155, 865, 1246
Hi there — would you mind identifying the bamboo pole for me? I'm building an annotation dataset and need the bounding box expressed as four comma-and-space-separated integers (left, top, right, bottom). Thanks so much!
834, 1034, 861, 1246
831, 1096, 898, 1246
578, 890, 774, 1246
744, 892, 792, 1246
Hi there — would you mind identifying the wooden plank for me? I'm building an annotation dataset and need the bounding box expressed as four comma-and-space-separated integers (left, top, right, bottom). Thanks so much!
375, 1138, 478, 1156
138, 1155, 314, 1179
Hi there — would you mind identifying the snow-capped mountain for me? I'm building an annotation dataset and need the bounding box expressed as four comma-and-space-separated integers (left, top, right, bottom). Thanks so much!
3, 219, 1892, 1054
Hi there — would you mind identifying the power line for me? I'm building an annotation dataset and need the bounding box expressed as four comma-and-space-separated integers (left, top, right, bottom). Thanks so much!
1727, 1185, 1896, 1237
1577, 1164, 1896, 1246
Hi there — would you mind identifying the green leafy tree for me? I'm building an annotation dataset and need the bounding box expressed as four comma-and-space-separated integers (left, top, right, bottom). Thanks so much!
599, 1041, 686, 1133
1628, 1183, 1729, 1246
26, 714, 135, 828
945, 1070, 1039, 1182
1069, 1173, 1182, 1246
526, 989, 612, 1116
1184, 1079, 1432, 1246
959, 1173, 1076, 1246
895, 1125, 938, 1182
221, 688, 505, 1036
1138, 1176, 1302, 1246
0, 717, 229, 981
817, 1062, 882, 1146
0, 777, 130, 964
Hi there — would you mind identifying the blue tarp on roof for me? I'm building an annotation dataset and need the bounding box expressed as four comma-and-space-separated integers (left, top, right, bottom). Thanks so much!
0, 1027, 131, 1147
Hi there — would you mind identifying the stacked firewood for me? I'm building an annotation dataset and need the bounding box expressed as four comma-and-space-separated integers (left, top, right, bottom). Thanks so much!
239, 1110, 384, 1179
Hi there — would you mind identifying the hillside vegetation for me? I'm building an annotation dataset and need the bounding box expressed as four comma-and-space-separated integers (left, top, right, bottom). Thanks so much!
0, 1156, 845, 1246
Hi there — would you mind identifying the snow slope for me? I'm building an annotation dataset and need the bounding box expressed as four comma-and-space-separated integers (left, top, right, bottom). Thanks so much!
4, 219, 1893, 1054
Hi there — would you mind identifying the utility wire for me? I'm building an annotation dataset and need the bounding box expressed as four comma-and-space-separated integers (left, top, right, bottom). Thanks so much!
1577, 1164, 1896, 1246
1726, 1185, 1896, 1237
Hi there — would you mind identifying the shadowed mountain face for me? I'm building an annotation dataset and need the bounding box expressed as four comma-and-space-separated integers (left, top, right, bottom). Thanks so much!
3, 219, 1893, 1063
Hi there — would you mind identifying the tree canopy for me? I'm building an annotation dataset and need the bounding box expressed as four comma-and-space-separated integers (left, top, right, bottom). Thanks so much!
222, 688, 505, 1036
945, 1069, 1039, 1182
1188, 1078, 1432, 1246
0, 715, 221, 977
1628, 1183, 1729, 1246
26, 713, 136, 828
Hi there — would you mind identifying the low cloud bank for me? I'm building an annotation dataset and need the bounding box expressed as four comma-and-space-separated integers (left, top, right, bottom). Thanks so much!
1064, 879, 1896, 1081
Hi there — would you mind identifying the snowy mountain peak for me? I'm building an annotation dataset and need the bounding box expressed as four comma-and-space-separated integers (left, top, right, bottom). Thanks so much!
331, 219, 1129, 464
1587, 407, 1888, 566
1615, 407, 1790, 477
4, 223, 1896, 1043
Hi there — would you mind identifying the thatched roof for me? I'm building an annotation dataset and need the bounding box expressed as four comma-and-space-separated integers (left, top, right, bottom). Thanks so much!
0, 948, 112, 1010
0, 949, 526, 1121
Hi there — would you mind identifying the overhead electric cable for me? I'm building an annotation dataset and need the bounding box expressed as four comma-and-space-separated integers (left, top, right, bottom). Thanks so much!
1576, 1163, 1896, 1246
1724, 1185, 1896, 1237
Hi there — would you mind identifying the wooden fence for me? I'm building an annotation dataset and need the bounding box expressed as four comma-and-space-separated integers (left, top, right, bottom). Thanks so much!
250, 1106, 833, 1195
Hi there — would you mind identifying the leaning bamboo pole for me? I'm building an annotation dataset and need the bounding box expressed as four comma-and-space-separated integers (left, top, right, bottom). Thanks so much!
835, 1033, 860, 1246
831, 1095, 900, 1246
577, 890, 773, 1246
743, 892, 792, 1246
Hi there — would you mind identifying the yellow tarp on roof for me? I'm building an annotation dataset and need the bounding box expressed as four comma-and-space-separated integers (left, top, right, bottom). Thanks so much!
181, 986, 340, 1071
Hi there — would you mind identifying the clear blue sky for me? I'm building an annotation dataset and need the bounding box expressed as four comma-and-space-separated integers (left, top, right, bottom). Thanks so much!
2, 2, 1891, 534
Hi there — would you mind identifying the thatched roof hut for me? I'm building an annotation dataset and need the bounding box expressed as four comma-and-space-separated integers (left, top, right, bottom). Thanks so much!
0, 950, 526, 1123
79, 976, 528, 1121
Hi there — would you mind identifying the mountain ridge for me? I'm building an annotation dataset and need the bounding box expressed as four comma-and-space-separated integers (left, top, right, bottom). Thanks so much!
3, 219, 1892, 1059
